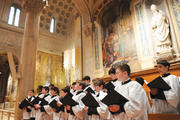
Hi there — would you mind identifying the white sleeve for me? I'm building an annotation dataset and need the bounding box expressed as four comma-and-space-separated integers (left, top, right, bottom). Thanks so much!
44, 96, 54, 114
164, 76, 179, 108
97, 101, 113, 120
124, 83, 147, 119
72, 93, 86, 119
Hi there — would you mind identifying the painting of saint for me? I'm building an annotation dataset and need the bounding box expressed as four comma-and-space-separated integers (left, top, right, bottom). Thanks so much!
101, 1, 137, 68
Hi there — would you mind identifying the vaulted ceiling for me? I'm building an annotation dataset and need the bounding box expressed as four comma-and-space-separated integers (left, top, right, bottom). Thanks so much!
39, 0, 79, 36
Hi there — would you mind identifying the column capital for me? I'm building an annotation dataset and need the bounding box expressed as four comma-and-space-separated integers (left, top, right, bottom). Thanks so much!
82, 22, 95, 37
22, 0, 46, 13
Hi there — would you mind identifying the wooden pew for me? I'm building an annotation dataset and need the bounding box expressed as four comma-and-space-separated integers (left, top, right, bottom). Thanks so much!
148, 114, 180, 120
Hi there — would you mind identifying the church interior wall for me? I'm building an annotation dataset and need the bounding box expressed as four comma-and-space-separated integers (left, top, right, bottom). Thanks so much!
92, 0, 180, 78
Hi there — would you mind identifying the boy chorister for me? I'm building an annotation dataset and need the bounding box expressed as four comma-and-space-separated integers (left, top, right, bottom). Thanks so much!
70, 82, 77, 96
51, 87, 65, 120
82, 76, 95, 94
108, 67, 118, 86
19, 89, 35, 120
65, 81, 87, 120
84, 78, 113, 120
29, 90, 36, 120
150, 60, 179, 113
35, 86, 51, 120
109, 64, 149, 120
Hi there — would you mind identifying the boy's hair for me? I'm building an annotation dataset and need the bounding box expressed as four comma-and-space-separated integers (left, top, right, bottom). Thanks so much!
51, 87, 59, 95
61, 86, 70, 94
116, 64, 131, 76
82, 76, 91, 82
29, 89, 35, 93
37, 85, 43, 91
108, 67, 116, 75
43, 86, 49, 92
49, 84, 54, 88
72, 82, 76, 86
93, 78, 105, 88
157, 60, 170, 70
76, 80, 86, 89
135, 77, 144, 86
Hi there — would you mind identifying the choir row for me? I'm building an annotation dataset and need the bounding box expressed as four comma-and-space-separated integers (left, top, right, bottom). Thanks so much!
19, 60, 180, 120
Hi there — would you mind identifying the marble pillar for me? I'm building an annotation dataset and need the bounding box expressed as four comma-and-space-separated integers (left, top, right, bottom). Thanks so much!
15, 0, 45, 119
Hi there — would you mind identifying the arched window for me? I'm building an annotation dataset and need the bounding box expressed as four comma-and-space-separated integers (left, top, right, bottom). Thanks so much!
8, 5, 21, 26
50, 17, 56, 33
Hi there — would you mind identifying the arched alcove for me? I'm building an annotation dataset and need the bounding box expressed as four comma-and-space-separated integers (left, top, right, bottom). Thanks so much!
0, 52, 19, 106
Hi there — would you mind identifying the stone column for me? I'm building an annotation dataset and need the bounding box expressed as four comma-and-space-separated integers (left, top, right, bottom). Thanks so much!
81, 21, 95, 78
15, 0, 45, 119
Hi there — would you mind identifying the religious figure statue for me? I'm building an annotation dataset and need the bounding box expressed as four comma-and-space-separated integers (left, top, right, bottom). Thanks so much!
151, 4, 174, 60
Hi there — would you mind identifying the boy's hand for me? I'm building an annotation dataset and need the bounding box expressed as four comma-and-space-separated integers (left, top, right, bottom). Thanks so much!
151, 88, 158, 95
35, 104, 41, 109
109, 105, 120, 112
57, 102, 62, 107
84, 106, 88, 112
66, 105, 71, 110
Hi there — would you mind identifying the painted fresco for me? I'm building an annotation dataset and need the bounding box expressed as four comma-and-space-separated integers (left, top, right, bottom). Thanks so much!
35, 51, 66, 91
102, 2, 137, 68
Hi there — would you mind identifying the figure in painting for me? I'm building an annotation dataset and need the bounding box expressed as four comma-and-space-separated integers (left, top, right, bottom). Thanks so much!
151, 4, 173, 60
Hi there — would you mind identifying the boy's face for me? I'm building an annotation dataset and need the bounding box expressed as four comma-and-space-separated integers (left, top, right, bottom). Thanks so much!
75, 83, 82, 90
94, 85, 102, 92
28, 91, 34, 97
110, 74, 116, 80
71, 85, 75, 90
116, 68, 126, 81
42, 88, 48, 94
157, 64, 169, 75
50, 90, 56, 95
60, 90, 67, 97
84, 80, 90, 85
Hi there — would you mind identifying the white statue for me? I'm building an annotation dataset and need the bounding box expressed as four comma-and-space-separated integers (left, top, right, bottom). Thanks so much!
151, 4, 173, 60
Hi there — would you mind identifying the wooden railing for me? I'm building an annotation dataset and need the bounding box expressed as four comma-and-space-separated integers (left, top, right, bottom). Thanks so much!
148, 114, 180, 120
0, 109, 14, 120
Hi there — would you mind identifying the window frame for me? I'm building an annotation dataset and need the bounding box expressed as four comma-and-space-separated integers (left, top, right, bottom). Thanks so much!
8, 5, 21, 27
50, 17, 56, 33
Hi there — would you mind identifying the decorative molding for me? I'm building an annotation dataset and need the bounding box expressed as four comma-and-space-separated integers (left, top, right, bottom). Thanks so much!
22, 0, 46, 13
0, 20, 23, 34
82, 23, 93, 37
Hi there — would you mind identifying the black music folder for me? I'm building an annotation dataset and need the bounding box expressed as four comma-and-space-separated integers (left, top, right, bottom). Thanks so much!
101, 90, 128, 106
147, 76, 171, 90
49, 99, 58, 108
60, 94, 78, 106
105, 82, 115, 91
19, 99, 32, 112
85, 87, 95, 94
82, 92, 99, 107
19, 99, 29, 109
31, 97, 40, 105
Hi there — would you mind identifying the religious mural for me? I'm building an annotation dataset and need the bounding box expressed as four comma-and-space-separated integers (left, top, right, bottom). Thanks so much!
102, 2, 137, 68
35, 51, 66, 91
